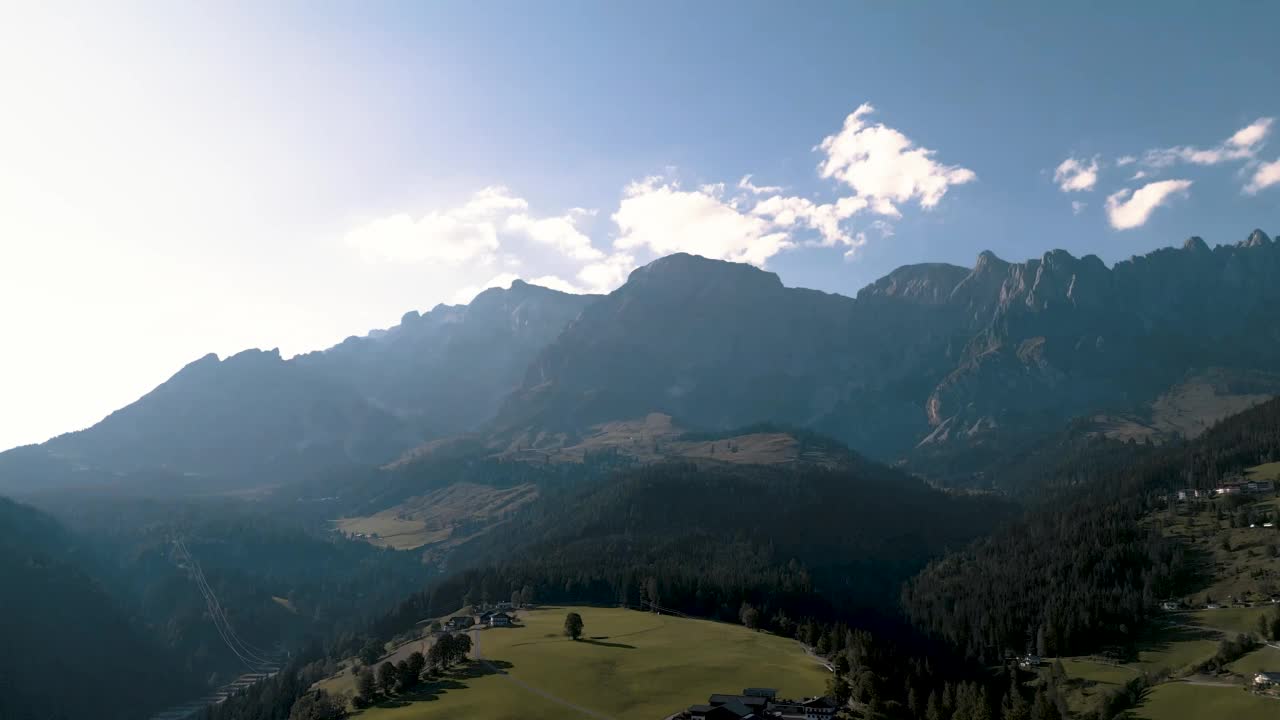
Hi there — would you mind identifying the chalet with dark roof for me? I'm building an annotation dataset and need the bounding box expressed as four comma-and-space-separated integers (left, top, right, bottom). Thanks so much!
677, 688, 835, 720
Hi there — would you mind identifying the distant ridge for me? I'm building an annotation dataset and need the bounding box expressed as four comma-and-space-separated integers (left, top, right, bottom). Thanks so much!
4, 229, 1279, 492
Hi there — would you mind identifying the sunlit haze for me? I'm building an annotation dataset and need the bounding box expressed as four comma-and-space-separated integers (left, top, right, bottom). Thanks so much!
1, 2, 1276, 450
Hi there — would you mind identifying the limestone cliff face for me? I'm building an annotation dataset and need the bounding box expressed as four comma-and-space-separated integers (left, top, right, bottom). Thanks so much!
498, 230, 1280, 458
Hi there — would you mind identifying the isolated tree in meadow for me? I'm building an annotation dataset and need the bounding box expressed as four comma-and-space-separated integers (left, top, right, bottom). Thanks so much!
521, 584, 535, 606
355, 667, 377, 702
564, 611, 584, 640
739, 601, 761, 630
377, 661, 398, 696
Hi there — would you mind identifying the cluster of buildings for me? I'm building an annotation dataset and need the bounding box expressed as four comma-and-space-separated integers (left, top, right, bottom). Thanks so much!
1254, 671, 1280, 691
675, 689, 838, 720
1176, 477, 1275, 500
443, 602, 516, 631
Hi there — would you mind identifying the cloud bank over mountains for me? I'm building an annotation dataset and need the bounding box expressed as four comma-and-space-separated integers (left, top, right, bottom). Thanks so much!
345, 103, 976, 299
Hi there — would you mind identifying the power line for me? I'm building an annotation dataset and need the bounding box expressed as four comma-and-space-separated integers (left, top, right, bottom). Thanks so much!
173, 538, 278, 672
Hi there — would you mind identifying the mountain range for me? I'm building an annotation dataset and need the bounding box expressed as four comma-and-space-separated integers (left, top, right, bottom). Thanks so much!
3, 229, 1278, 493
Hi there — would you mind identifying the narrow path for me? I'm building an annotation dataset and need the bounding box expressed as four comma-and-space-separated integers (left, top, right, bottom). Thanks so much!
469, 629, 618, 720
1177, 678, 1240, 687
802, 644, 834, 673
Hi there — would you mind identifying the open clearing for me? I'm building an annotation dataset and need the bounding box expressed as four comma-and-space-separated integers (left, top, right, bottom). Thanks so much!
335, 482, 538, 550
1131, 682, 1275, 719
1191, 606, 1276, 636
1247, 462, 1280, 482
1229, 645, 1280, 675
330, 606, 828, 720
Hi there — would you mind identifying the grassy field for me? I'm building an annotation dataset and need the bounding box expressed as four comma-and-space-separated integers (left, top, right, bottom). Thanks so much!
1061, 658, 1140, 685
1246, 462, 1280, 482
334, 482, 539, 551
1131, 682, 1276, 719
322, 606, 828, 720
1058, 658, 1141, 715
1229, 645, 1280, 676
1192, 606, 1276, 636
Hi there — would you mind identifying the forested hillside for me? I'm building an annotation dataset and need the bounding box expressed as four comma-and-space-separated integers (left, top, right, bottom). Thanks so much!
25, 492, 437, 684
903, 396, 1280, 662
0, 498, 197, 720
374, 458, 1013, 639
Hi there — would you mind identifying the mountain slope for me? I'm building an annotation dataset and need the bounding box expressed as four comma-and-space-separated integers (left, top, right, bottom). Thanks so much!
0, 497, 196, 720
903, 394, 1280, 662
494, 252, 961, 455
495, 230, 1280, 464
0, 282, 594, 492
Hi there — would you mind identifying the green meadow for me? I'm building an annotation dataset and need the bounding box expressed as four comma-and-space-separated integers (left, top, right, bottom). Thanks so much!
321, 606, 828, 720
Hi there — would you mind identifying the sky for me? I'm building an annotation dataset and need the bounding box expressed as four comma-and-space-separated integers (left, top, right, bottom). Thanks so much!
1, 1, 1277, 451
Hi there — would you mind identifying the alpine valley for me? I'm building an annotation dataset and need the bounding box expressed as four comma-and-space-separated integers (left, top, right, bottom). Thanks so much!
5, 230, 1280, 720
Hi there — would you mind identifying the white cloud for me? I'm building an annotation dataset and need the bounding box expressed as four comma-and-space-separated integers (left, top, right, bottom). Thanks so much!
737, 174, 783, 195
1116, 155, 1137, 166
1229, 119, 1272, 150
505, 208, 603, 261
1245, 158, 1280, 194
816, 103, 975, 215
1143, 117, 1273, 168
450, 272, 521, 304
1071, 200, 1086, 215
576, 252, 636, 294
361, 101, 973, 295
750, 194, 867, 255
1053, 156, 1099, 192
526, 275, 582, 294
612, 177, 794, 266
346, 186, 526, 264
1104, 179, 1192, 230
450, 272, 586, 304
1130, 170, 1148, 181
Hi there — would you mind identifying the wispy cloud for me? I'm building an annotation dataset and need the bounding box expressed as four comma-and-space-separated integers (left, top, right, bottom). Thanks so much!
1104, 179, 1192, 230
1245, 158, 1280, 195
1142, 117, 1272, 168
1054, 156, 1099, 192
737, 175, 783, 195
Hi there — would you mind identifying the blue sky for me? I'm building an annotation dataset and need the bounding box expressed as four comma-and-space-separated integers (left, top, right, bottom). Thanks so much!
1, 1, 1277, 449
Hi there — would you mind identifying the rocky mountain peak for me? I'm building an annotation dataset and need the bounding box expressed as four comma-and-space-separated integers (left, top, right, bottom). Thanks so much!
857, 263, 969, 305
625, 253, 785, 297
1241, 228, 1272, 247
1182, 236, 1210, 253
973, 250, 1009, 273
